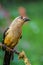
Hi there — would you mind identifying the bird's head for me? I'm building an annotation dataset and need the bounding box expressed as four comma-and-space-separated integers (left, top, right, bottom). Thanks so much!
10, 16, 31, 28
14, 16, 31, 26
16, 16, 30, 22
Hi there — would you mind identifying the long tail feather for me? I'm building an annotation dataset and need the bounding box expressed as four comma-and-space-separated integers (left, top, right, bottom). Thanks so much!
3, 51, 12, 65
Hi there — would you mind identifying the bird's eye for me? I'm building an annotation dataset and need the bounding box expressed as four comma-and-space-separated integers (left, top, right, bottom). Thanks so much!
20, 16, 23, 19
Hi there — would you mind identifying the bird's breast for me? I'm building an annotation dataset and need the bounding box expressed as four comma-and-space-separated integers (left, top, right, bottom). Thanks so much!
4, 28, 22, 48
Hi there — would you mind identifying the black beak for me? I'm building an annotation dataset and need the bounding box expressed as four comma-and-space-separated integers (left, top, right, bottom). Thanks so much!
23, 17, 31, 22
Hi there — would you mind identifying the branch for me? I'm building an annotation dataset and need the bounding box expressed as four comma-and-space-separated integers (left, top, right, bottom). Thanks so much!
18, 51, 31, 65
0, 42, 20, 55
0, 42, 31, 65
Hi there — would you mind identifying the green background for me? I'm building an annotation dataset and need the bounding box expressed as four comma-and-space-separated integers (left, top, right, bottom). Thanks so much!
0, 0, 43, 65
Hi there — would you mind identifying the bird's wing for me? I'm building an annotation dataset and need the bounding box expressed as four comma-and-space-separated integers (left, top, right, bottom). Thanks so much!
4, 31, 14, 46
3, 27, 9, 39
2, 27, 9, 45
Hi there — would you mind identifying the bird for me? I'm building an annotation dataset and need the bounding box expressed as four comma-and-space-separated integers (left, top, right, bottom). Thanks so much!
2, 16, 30, 65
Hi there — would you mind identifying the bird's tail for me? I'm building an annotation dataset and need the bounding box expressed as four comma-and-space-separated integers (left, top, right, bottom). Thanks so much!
3, 51, 12, 65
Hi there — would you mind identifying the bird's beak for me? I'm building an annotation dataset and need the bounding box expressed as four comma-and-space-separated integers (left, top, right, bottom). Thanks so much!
23, 17, 31, 22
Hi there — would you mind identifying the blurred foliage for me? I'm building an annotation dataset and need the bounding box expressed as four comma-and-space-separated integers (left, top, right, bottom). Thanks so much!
0, 1, 43, 65
0, 0, 43, 5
